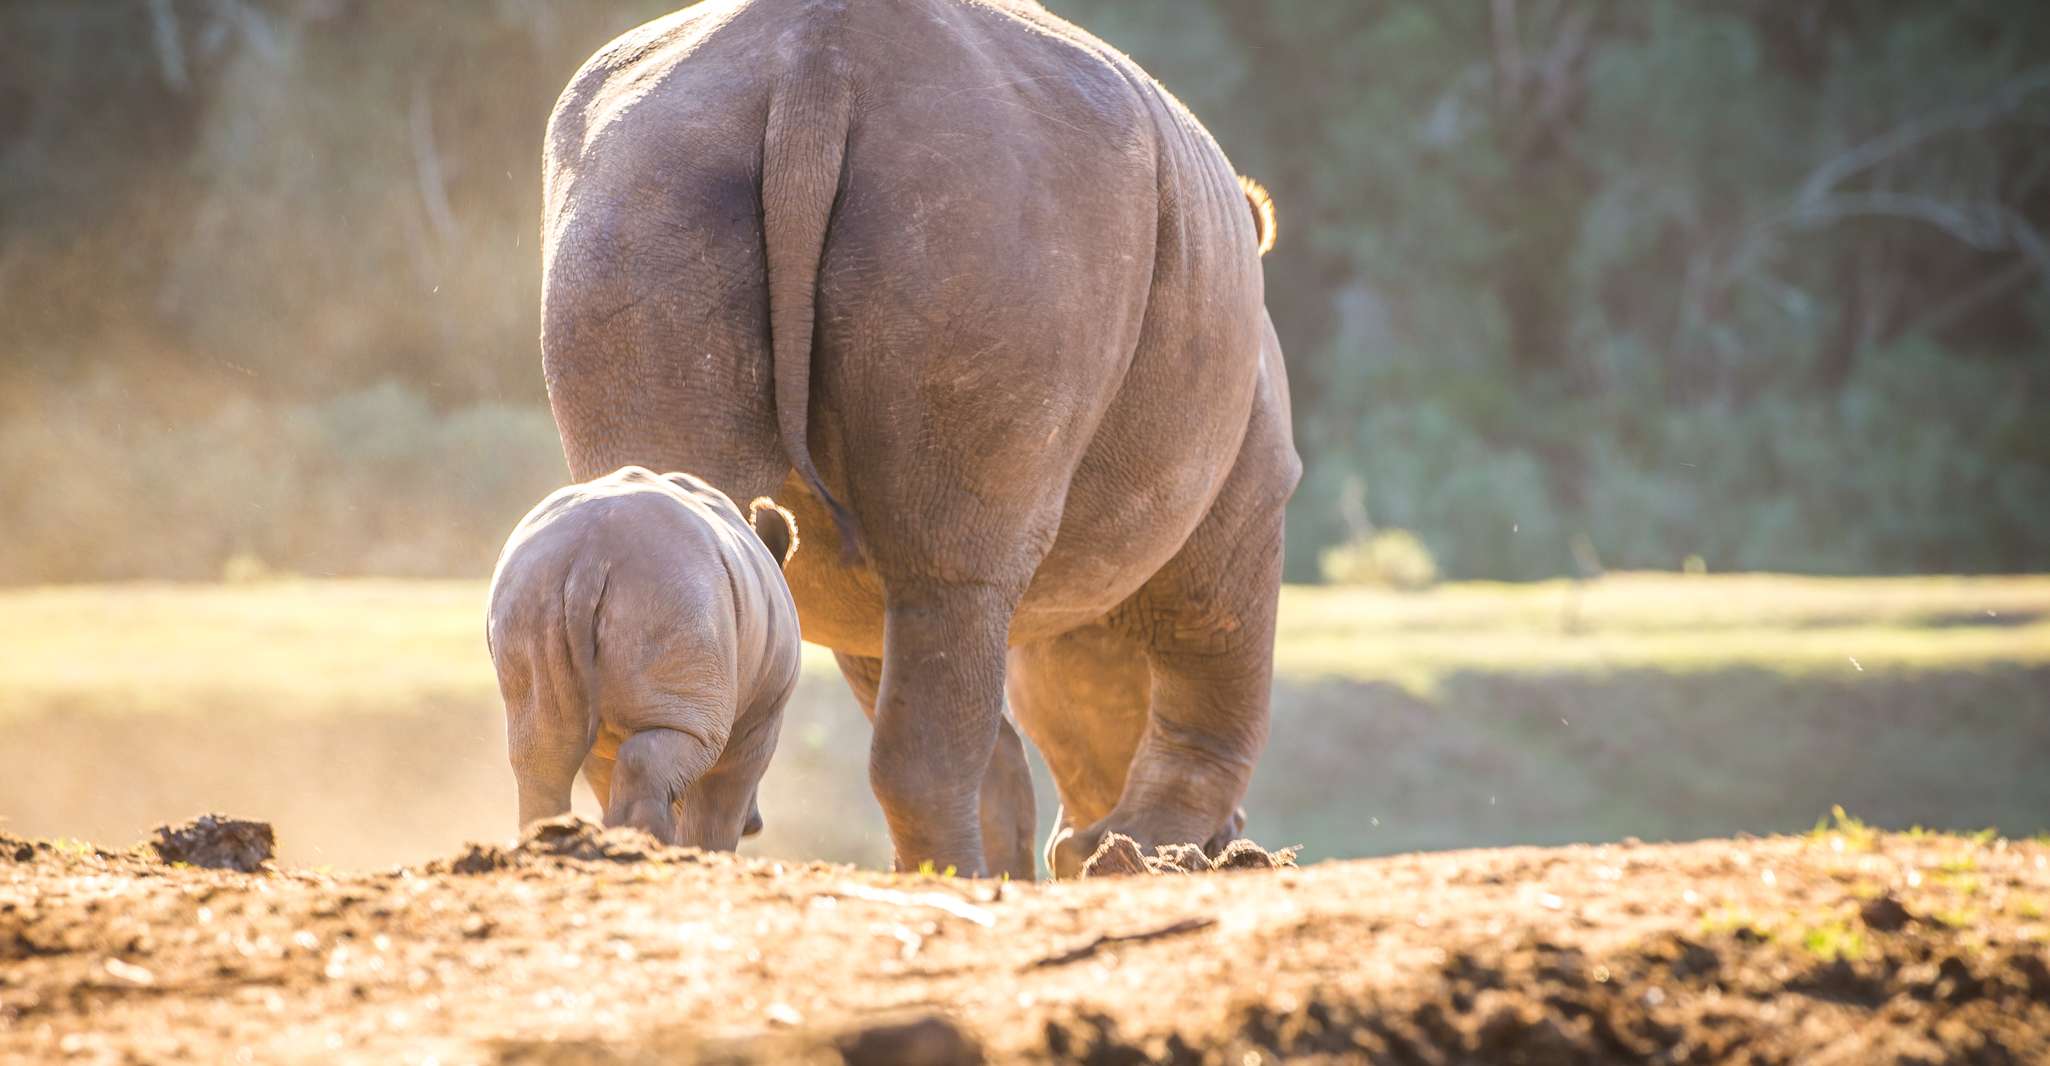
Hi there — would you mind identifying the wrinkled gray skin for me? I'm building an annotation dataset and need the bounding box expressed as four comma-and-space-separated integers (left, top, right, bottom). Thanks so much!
540, 0, 1298, 878
486, 466, 801, 850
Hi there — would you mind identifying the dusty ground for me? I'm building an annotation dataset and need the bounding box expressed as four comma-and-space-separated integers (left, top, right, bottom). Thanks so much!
4, 818, 2047, 1065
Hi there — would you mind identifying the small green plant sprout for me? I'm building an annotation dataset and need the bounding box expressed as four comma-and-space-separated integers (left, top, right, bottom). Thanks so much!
1937, 853, 1979, 874
1936, 873, 1982, 897
1809, 805, 1878, 853
2007, 895, 2044, 920
1699, 908, 1772, 940
1931, 906, 1980, 930
915, 860, 958, 879
1799, 920, 1869, 962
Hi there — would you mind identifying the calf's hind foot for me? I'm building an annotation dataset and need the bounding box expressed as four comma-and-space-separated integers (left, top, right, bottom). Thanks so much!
603, 727, 718, 846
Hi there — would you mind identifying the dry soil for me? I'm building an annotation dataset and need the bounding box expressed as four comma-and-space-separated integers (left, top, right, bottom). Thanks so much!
4, 816, 2048, 1064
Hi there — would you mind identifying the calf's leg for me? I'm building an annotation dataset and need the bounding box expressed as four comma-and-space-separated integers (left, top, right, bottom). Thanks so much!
605, 727, 720, 846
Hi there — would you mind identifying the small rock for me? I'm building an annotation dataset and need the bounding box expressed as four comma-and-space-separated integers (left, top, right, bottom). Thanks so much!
838, 1014, 984, 1066
1081, 833, 1149, 878
1858, 894, 1914, 933
2004, 949, 2050, 1001
148, 814, 275, 873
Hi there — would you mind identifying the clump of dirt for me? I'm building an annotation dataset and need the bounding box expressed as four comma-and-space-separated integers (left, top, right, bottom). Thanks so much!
146, 813, 275, 872
1081, 833, 1299, 877
1078, 833, 1148, 877
837, 1014, 984, 1066
1209, 839, 1297, 871
433, 815, 707, 874
493, 1012, 984, 1066
1, 833, 45, 863
1859, 892, 1915, 932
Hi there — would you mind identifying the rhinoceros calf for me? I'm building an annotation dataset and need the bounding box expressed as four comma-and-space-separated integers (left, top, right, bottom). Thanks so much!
486, 466, 801, 849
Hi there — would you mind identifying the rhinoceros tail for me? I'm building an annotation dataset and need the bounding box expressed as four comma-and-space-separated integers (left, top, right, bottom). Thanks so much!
762, 13, 862, 564
1240, 174, 1277, 256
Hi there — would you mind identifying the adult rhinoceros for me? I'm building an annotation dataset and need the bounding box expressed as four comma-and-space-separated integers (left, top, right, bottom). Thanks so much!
536, 0, 1297, 878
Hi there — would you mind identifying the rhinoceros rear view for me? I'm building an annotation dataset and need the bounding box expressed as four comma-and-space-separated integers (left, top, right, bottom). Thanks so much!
538, 0, 1298, 878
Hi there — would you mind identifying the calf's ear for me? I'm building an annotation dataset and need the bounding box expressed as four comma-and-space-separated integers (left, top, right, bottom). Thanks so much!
748, 497, 799, 568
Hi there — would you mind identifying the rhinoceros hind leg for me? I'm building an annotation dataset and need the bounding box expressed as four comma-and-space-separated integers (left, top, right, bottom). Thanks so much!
1051, 497, 1284, 878
604, 728, 720, 847
836, 634, 1036, 879
1006, 623, 1151, 877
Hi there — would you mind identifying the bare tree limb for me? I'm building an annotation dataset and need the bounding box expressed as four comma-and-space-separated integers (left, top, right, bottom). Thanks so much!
1490, 0, 1522, 117
409, 79, 460, 249
1894, 259, 2037, 344
1530, 5, 1594, 131
1795, 64, 2050, 207
146, 0, 188, 92
1787, 193, 2050, 295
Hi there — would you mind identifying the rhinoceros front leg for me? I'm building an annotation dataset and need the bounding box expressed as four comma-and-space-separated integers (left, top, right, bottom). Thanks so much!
835, 647, 1037, 880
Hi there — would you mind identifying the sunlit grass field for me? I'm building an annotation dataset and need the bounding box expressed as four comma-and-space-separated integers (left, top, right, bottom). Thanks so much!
3, 573, 2046, 870
6, 573, 2047, 715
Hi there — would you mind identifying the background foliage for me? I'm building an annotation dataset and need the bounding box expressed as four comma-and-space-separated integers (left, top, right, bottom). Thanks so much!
3, 0, 2047, 582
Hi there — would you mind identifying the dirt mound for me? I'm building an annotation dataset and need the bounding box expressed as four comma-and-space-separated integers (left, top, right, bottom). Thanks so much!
1080, 833, 1299, 877
432, 815, 710, 874
3, 828, 2046, 1062
1040, 929, 2050, 1064
146, 814, 276, 872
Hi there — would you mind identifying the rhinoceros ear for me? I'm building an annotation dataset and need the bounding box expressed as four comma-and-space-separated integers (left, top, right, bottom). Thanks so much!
748, 497, 799, 568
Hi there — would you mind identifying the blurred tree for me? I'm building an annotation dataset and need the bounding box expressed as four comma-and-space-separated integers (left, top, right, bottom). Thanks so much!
1, 0, 2045, 582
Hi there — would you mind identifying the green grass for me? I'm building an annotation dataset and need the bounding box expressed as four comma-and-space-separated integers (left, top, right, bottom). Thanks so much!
1808, 806, 1881, 852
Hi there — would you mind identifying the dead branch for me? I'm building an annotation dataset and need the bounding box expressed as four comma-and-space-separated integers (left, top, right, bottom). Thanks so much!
409, 79, 459, 249
1024, 916, 1216, 970
146, 0, 188, 92
1795, 64, 2050, 208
